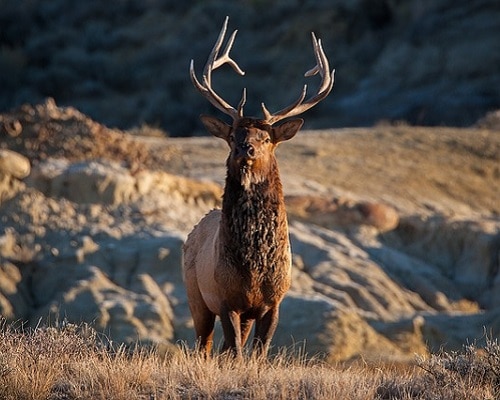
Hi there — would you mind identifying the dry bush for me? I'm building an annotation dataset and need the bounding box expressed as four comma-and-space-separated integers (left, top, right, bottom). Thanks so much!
0, 320, 163, 400
1, 320, 498, 399
128, 123, 168, 138
0, 321, 100, 399
377, 338, 500, 400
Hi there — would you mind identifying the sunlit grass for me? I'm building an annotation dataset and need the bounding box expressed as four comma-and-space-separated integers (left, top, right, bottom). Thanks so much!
0, 320, 498, 399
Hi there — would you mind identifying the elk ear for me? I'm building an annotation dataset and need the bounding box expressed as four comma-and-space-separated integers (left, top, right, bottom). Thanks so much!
200, 115, 232, 141
272, 118, 304, 143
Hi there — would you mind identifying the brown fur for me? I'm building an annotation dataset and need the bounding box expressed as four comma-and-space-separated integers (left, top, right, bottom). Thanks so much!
183, 117, 303, 356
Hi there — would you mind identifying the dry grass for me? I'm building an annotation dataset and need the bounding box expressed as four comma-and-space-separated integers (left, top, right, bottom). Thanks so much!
0, 321, 499, 399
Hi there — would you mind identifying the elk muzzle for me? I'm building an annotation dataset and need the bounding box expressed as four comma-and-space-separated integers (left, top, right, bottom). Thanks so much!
236, 142, 256, 160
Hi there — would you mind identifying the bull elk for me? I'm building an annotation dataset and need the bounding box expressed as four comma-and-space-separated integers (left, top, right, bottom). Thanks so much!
183, 17, 334, 357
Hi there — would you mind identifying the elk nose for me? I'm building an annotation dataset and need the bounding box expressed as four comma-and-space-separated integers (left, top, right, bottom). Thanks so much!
239, 143, 255, 158
246, 144, 255, 158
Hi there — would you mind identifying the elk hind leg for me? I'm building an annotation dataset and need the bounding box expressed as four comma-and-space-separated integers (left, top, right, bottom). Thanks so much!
185, 274, 216, 355
193, 308, 216, 356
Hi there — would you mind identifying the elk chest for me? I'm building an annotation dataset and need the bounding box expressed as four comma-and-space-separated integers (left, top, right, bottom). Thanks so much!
216, 179, 292, 306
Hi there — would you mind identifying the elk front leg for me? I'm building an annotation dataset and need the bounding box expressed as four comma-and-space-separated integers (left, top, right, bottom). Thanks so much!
253, 306, 279, 356
220, 308, 243, 357
240, 318, 254, 348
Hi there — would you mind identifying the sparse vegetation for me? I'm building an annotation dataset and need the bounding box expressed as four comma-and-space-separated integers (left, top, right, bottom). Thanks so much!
377, 340, 500, 399
0, 321, 498, 399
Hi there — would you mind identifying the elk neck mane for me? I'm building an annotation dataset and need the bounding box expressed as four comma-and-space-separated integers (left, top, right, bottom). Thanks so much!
220, 159, 289, 282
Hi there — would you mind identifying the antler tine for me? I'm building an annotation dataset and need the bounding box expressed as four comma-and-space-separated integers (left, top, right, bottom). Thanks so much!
237, 88, 247, 118
190, 16, 246, 121
304, 33, 333, 95
212, 30, 245, 76
262, 32, 335, 125
261, 85, 307, 121
305, 33, 324, 76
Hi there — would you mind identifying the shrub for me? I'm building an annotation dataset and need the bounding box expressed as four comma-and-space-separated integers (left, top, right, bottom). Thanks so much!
377, 338, 500, 400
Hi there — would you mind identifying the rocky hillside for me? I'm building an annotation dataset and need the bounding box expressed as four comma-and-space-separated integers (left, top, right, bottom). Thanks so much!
1, 0, 499, 135
1, 100, 498, 362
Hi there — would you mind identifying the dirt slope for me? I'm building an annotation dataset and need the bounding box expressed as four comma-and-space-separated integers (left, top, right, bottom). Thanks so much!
148, 124, 499, 217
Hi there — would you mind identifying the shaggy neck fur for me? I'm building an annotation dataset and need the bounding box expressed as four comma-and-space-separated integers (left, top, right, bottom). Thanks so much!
221, 156, 289, 283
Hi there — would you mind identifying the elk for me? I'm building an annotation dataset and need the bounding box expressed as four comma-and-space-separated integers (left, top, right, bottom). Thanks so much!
183, 17, 334, 357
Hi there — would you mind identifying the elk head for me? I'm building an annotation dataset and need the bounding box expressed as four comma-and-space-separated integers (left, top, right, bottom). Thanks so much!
190, 17, 335, 186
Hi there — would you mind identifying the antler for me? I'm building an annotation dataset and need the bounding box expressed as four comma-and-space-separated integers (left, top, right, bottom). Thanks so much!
190, 16, 247, 122
261, 33, 335, 125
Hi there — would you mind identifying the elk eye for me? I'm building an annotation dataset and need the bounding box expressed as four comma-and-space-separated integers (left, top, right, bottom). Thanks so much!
264, 137, 271, 144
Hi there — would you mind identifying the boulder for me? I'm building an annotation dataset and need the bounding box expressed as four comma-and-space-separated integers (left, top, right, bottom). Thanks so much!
287, 195, 400, 232
0, 149, 30, 179
0, 230, 32, 321
28, 159, 136, 205
0, 149, 30, 203
0, 261, 31, 320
